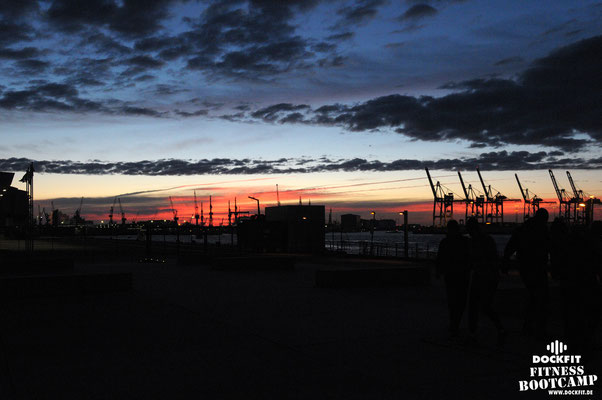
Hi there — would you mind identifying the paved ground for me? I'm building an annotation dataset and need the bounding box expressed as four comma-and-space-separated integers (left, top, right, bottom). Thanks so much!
0, 257, 600, 399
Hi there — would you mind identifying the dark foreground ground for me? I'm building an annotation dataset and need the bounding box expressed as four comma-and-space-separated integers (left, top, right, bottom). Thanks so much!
0, 239, 600, 399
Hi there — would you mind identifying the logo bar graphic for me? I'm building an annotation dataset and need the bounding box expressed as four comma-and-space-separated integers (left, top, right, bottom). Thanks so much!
546, 340, 567, 355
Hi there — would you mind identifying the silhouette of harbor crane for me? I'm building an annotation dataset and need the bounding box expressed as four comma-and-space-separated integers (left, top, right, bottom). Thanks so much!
425, 167, 454, 226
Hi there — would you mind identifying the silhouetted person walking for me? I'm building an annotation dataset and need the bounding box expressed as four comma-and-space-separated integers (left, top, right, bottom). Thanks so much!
437, 220, 471, 338
504, 208, 550, 340
564, 223, 601, 360
466, 218, 506, 345
549, 218, 570, 336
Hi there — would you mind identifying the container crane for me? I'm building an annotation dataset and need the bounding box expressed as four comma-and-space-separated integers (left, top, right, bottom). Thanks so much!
228, 200, 232, 226
193, 190, 200, 226
200, 202, 204, 226
109, 197, 116, 225
230, 197, 248, 224
458, 171, 485, 223
515, 174, 551, 220
118, 198, 126, 225
425, 167, 454, 226
169, 196, 179, 225
549, 170, 572, 222
209, 195, 213, 227
566, 171, 586, 224
476, 167, 518, 224
566, 171, 584, 201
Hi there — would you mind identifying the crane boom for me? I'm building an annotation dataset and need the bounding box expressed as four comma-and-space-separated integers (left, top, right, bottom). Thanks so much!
425, 167, 437, 198
566, 171, 581, 199
515, 174, 528, 201
548, 170, 563, 201
476, 167, 491, 200
457, 171, 469, 200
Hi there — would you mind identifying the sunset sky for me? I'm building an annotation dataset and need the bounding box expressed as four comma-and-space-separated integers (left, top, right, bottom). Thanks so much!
1, 1, 601, 224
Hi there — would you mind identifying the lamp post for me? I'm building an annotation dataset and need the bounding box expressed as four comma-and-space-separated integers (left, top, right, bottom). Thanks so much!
248, 196, 260, 216
370, 211, 375, 256
400, 210, 408, 258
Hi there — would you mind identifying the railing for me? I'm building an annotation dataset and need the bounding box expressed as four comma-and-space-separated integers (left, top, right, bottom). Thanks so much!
325, 240, 436, 259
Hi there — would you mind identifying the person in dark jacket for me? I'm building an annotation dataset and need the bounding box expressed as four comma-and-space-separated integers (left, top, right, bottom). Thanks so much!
504, 208, 550, 340
437, 220, 471, 338
466, 217, 506, 345
549, 218, 570, 336
564, 222, 601, 360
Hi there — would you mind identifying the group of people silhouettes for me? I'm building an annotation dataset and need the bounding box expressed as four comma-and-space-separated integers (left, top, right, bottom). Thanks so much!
437, 208, 602, 356
436, 217, 506, 346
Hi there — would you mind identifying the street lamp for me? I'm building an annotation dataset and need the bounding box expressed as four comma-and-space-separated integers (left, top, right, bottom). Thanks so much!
400, 210, 408, 258
370, 211, 376, 256
248, 196, 260, 216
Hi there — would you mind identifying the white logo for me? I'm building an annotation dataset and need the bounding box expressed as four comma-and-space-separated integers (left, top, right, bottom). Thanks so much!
546, 340, 567, 356
518, 341, 598, 395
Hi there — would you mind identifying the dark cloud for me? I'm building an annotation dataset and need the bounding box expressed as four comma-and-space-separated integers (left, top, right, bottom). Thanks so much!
0, 81, 103, 112
16, 59, 51, 73
176, 0, 341, 79
125, 55, 165, 69
0, 21, 34, 44
0, 80, 163, 115
122, 106, 163, 117
0, 46, 40, 59
399, 4, 438, 21
333, 0, 386, 28
1, 151, 600, 177
84, 32, 132, 55
71, 77, 105, 86
37, 82, 78, 98
0, 1, 350, 103
133, 35, 192, 60
278, 112, 306, 124
250, 103, 310, 121
251, 36, 602, 152
45, 0, 181, 37
0, 0, 39, 18
174, 109, 209, 117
